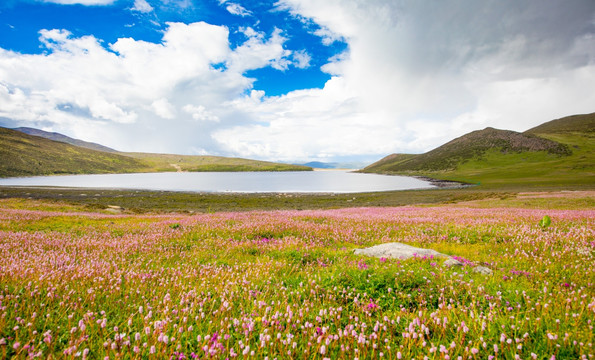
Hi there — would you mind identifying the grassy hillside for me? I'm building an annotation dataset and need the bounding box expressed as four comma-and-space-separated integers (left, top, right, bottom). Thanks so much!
12, 127, 311, 172
359, 154, 416, 172
524, 112, 595, 135
364, 127, 570, 173
14, 127, 119, 153
362, 112, 595, 189
125, 152, 312, 172
0, 127, 312, 177
0, 127, 149, 177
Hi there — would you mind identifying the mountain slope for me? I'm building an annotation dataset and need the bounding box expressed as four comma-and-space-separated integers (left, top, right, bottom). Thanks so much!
359, 154, 416, 173
363, 127, 569, 173
0, 127, 148, 177
524, 112, 595, 135
362, 112, 594, 188
14, 127, 118, 153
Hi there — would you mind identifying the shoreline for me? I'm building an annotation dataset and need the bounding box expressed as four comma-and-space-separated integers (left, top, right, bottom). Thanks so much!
412, 176, 474, 189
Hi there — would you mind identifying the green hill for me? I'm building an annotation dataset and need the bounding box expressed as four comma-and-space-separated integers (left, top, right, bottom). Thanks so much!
364, 127, 569, 173
362, 112, 595, 189
0, 127, 311, 177
0, 127, 148, 177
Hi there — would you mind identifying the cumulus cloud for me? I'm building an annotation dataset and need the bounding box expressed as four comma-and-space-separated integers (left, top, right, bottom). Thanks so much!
227, 27, 291, 72
0, 22, 295, 153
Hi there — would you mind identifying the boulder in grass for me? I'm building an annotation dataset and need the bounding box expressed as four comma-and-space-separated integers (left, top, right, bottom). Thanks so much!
443, 258, 464, 267
353, 242, 447, 260
354, 242, 493, 276
473, 266, 493, 275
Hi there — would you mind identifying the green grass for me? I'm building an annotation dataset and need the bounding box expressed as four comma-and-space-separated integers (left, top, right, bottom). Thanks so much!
524, 112, 595, 134
0, 197, 592, 359
1, 185, 593, 214
0, 187, 492, 213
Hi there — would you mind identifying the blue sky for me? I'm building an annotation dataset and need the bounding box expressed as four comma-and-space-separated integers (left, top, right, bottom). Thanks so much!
0, 0, 594, 163
0, 0, 345, 95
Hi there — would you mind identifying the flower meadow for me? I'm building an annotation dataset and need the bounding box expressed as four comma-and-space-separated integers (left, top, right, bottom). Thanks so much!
0, 201, 593, 359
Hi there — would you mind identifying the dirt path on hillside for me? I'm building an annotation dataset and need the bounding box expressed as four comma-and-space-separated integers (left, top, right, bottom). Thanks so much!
170, 163, 183, 172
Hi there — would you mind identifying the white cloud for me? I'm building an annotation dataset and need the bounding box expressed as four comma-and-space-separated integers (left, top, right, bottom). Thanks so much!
314, 26, 343, 45
227, 28, 291, 72
217, 0, 252, 17
131, 0, 154, 13
151, 98, 176, 119
215, 0, 595, 159
183, 105, 219, 122
291, 50, 311, 69
2, 1, 595, 162
0, 22, 295, 153
40, 0, 116, 5
226, 3, 252, 17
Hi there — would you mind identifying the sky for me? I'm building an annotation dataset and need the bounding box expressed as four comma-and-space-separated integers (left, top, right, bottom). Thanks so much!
0, 0, 594, 164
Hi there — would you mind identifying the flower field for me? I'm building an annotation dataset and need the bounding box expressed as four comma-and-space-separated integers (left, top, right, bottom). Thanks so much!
0, 199, 593, 359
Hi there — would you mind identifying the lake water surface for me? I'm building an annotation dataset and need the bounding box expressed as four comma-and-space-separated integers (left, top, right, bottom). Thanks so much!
0, 171, 436, 193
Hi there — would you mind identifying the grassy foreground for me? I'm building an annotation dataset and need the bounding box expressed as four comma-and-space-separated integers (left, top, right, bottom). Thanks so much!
0, 194, 593, 359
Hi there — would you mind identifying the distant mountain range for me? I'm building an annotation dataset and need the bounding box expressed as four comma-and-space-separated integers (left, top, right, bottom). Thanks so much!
362, 112, 594, 188
14, 127, 119, 153
298, 161, 369, 170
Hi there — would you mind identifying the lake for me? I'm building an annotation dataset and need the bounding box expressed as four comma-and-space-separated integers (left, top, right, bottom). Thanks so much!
0, 170, 436, 193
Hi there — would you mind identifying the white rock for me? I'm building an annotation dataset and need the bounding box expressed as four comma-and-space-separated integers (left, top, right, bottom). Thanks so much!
353, 242, 447, 259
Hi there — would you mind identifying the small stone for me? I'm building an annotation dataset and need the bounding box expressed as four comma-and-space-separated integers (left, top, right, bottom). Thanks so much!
443, 258, 464, 267
473, 266, 493, 275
